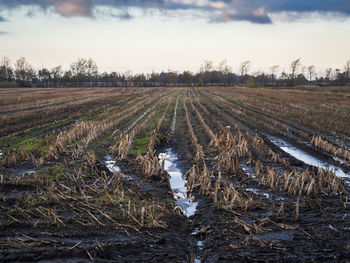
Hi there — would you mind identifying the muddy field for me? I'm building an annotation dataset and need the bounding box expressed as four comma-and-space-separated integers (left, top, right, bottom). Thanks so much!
0, 86, 350, 262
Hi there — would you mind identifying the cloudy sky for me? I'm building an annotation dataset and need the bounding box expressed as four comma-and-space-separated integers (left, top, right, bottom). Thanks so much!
0, 0, 349, 74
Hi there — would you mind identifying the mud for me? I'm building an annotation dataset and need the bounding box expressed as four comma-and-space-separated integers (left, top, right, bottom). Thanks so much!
1, 88, 350, 263
190, 191, 350, 262
0, 155, 194, 262
173, 102, 350, 263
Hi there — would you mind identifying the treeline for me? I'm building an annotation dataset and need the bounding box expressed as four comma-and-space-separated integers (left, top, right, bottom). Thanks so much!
0, 57, 349, 87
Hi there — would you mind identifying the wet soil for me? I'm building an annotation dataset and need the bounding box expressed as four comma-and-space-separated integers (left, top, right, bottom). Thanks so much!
192, 196, 350, 262
1, 89, 350, 263
173, 103, 350, 263
0, 157, 194, 262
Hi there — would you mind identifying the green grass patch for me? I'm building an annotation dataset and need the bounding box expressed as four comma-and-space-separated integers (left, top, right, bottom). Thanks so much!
0, 136, 49, 154
129, 104, 169, 157
46, 118, 73, 130
166, 198, 175, 205
22, 165, 68, 185
95, 105, 123, 120
130, 134, 152, 156
86, 130, 116, 152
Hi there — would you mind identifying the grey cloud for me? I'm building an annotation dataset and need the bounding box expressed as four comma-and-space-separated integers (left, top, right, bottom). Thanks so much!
0, 0, 92, 16
211, 10, 272, 24
0, 30, 9, 35
113, 12, 133, 20
0, 0, 350, 23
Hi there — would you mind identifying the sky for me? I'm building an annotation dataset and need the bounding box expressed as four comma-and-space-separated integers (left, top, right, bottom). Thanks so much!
0, 0, 350, 75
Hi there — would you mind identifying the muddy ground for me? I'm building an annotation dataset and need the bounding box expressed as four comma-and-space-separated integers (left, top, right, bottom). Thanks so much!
0, 156, 195, 263
1, 89, 350, 263
174, 101, 350, 262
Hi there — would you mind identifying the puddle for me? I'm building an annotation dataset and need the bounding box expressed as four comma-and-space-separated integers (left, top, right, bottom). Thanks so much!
191, 227, 199, 235
246, 187, 270, 199
268, 136, 350, 180
159, 148, 198, 217
104, 155, 121, 173
0, 149, 3, 158
159, 148, 202, 261
197, 240, 204, 250
6, 167, 34, 178
241, 163, 256, 178
333, 157, 347, 165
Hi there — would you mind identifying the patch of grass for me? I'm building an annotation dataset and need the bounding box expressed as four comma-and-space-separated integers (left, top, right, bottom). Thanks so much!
240, 117, 259, 129
18, 137, 46, 152
46, 118, 73, 129
22, 165, 68, 185
129, 104, 168, 157
81, 101, 125, 122
0, 136, 22, 152
166, 198, 175, 205
86, 130, 116, 152
37, 165, 68, 180
130, 135, 151, 156
81, 111, 99, 121
96, 105, 122, 120
0, 136, 48, 154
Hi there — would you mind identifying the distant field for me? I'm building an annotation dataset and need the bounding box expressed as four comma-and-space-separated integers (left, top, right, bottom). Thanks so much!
0, 86, 349, 262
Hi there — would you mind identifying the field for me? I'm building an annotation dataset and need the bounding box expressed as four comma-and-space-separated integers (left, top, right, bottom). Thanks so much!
0, 86, 350, 262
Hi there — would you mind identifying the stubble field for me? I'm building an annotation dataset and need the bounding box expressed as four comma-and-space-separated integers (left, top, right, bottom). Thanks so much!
0, 86, 350, 262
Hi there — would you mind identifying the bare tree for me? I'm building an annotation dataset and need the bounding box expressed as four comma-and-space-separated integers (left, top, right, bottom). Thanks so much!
0, 56, 11, 69
124, 70, 132, 87
325, 68, 333, 85
38, 68, 51, 87
239, 61, 251, 86
14, 57, 28, 82
270, 65, 279, 84
290, 58, 301, 86
218, 59, 231, 74
14, 57, 35, 86
0, 56, 13, 81
200, 60, 213, 72
70, 58, 88, 86
345, 59, 350, 84
181, 71, 193, 85
307, 65, 316, 85
200, 60, 213, 86
86, 58, 98, 87
217, 60, 231, 85
51, 66, 63, 87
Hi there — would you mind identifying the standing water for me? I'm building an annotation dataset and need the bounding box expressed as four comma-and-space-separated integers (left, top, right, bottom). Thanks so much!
160, 93, 202, 262
159, 148, 203, 263
268, 136, 350, 181
104, 155, 121, 173
159, 148, 198, 217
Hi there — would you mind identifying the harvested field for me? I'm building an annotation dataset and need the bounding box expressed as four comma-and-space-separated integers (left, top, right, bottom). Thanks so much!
0, 86, 349, 262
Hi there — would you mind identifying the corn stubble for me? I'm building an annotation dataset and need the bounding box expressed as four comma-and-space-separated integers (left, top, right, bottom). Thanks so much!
1, 87, 349, 260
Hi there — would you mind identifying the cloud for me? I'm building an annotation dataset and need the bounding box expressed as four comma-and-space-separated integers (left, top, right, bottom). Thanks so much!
0, 0, 92, 17
0, 0, 350, 23
53, 0, 92, 16
0, 31, 9, 35
113, 12, 133, 20
211, 7, 272, 24
0, 16, 7, 22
